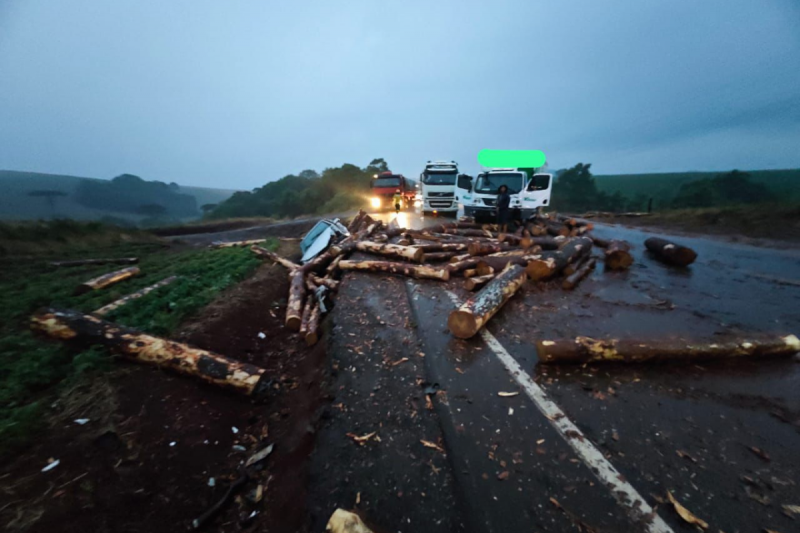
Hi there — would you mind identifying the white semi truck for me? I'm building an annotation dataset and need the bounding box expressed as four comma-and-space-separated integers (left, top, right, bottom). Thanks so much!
419, 160, 459, 216
457, 168, 553, 221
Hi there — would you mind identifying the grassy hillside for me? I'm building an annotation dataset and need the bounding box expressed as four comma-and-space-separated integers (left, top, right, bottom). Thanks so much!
0, 170, 239, 223
594, 169, 800, 206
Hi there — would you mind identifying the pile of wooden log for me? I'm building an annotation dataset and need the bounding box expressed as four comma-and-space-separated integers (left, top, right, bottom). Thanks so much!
251, 211, 641, 343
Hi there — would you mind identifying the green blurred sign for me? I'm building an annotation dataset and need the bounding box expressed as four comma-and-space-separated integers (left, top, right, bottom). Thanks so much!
478, 149, 546, 168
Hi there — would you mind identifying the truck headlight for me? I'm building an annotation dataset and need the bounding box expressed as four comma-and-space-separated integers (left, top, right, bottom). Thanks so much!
370, 197, 381, 209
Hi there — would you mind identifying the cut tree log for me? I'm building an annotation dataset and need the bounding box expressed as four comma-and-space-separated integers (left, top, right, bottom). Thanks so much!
591, 236, 611, 248
467, 241, 506, 256
423, 251, 458, 262
31, 308, 268, 395
355, 241, 424, 263
536, 334, 800, 364
51, 257, 138, 268
447, 257, 483, 276
448, 264, 528, 339
476, 254, 538, 276
286, 269, 307, 331
210, 239, 266, 249
412, 242, 468, 253
525, 237, 593, 281
93, 275, 178, 316
530, 236, 567, 250
305, 302, 322, 346
251, 246, 300, 270
339, 260, 450, 281
347, 210, 367, 232
309, 273, 340, 291
645, 237, 697, 267
603, 240, 633, 271
464, 273, 495, 291
562, 258, 596, 290
75, 267, 140, 295
299, 298, 314, 336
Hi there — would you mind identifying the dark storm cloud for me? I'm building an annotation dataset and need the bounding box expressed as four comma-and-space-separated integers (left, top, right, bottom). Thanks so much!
0, 0, 798, 188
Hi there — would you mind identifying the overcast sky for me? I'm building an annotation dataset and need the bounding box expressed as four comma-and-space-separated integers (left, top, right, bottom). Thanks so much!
1, 0, 798, 189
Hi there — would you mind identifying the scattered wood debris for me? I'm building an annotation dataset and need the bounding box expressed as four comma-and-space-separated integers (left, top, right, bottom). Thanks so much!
667, 491, 708, 529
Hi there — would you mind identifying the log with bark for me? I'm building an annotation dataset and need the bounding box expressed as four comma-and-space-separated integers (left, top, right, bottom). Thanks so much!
525, 237, 592, 281
562, 258, 596, 290
448, 264, 528, 339
210, 239, 267, 249
251, 246, 300, 270
93, 276, 178, 316
476, 254, 539, 276
530, 236, 567, 250
603, 240, 633, 271
467, 241, 506, 256
423, 251, 459, 262
31, 308, 268, 395
299, 298, 314, 337
309, 273, 340, 291
75, 266, 140, 295
339, 260, 450, 281
305, 302, 322, 346
354, 241, 424, 263
644, 237, 697, 267
446, 257, 483, 276
536, 334, 800, 364
285, 269, 307, 331
464, 273, 495, 291
347, 210, 367, 232
412, 242, 469, 253
51, 257, 138, 268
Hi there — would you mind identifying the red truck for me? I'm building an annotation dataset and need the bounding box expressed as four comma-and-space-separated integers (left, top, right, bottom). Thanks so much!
369, 171, 417, 211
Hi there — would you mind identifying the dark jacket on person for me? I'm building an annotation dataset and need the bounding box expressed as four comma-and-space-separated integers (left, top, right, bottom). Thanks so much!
497, 191, 511, 210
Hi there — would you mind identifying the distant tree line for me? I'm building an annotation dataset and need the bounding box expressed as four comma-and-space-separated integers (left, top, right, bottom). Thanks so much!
75, 174, 197, 217
553, 164, 776, 213
208, 159, 390, 219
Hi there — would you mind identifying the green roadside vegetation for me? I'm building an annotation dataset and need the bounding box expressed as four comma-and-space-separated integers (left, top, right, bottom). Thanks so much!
0, 220, 275, 457
207, 158, 392, 219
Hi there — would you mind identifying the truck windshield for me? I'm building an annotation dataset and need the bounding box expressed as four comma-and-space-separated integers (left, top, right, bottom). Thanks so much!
424, 171, 457, 185
474, 173, 523, 194
372, 177, 401, 188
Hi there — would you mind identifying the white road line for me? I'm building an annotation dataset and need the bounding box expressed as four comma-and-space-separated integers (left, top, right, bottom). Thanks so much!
444, 290, 674, 533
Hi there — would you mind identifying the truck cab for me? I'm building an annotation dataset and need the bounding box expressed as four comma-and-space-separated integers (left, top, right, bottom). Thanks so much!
419, 160, 459, 215
457, 168, 552, 221
369, 172, 415, 211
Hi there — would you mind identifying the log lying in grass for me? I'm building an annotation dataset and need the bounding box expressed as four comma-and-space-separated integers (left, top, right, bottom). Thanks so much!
562, 258, 596, 290
31, 308, 268, 395
536, 334, 800, 364
93, 276, 178, 316
75, 267, 140, 295
251, 245, 300, 270
448, 264, 527, 339
51, 257, 139, 268
525, 237, 592, 281
464, 273, 495, 291
355, 241, 424, 263
339, 260, 450, 281
644, 237, 697, 267
603, 240, 633, 271
210, 239, 266, 249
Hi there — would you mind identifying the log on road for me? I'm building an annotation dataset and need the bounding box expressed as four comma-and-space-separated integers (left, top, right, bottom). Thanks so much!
286, 269, 307, 330
562, 258, 596, 290
51, 257, 138, 268
645, 237, 697, 267
93, 275, 178, 316
448, 264, 527, 339
603, 240, 633, 270
537, 334, 800, 364
464, 273, 495, 291
339, 260, 450, 281
525, 237, 592, 281
305, 302, 322, 346
31, 308, 268, 395
355, 241, 424, 263
75, 266, 140, 295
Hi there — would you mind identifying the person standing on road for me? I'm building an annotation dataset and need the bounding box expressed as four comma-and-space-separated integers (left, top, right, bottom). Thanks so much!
496, 184, 511, 233
393, 189, 403, 214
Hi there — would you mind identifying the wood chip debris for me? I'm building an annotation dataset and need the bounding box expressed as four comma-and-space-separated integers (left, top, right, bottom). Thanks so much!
420, 439, 445, 453
346, 432, 377, 445
667, 491, 708, 529
497, 391, 519, 397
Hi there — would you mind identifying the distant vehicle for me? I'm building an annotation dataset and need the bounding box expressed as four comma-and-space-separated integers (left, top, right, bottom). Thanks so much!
369, 171, 416, 211
419, 160, 459, 216
457, 168, 552, 221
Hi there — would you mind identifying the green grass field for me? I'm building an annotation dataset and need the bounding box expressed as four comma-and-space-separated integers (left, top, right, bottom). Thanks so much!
0, 223, 276, 457
594, 168, 800, 204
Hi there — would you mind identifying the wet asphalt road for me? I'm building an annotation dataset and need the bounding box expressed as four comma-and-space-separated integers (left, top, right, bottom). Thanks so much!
358, 209, 800, 532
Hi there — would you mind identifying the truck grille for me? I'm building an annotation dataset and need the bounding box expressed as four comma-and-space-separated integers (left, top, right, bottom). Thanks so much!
483, 198, 496, 207
430, 201, 453, 208
428, 191, 454, 198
